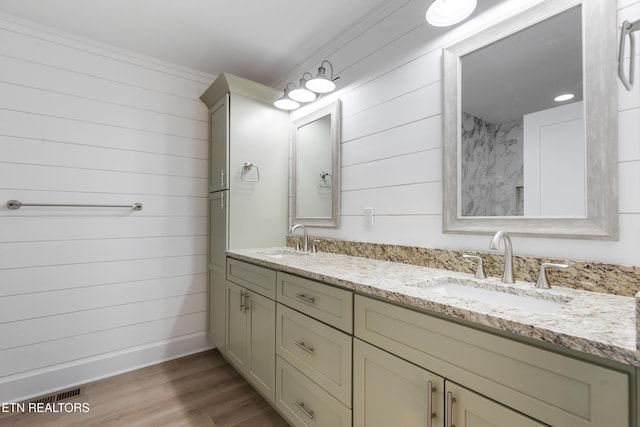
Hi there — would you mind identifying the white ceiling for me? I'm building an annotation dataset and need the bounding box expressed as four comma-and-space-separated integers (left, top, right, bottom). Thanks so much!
0, 0, 392, 86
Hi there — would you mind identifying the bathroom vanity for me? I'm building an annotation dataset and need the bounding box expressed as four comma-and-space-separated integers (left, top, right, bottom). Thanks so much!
220, 248, 638, 427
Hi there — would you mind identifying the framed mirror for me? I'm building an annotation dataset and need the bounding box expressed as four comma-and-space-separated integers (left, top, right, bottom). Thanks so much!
443, 0, 618, 239
291, 100, 341, 228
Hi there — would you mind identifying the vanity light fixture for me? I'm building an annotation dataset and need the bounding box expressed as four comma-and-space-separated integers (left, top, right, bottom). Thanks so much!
274, 60, 339, 110
426, 0, 477, 27
554, 93, 575, 102
305, 60, 337, 94
273, 84, 300, 110
289, 73, 318, 103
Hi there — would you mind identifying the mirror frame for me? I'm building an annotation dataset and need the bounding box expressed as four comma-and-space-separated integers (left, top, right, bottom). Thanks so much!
442, 0, 618, 240
291, 99, 341, 228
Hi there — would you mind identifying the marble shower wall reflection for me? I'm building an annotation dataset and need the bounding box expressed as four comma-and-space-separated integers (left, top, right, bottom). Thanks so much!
461, 113, 524, 216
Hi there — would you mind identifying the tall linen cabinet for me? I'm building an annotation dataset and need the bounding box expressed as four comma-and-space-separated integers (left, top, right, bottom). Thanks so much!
200, 73, 289, 353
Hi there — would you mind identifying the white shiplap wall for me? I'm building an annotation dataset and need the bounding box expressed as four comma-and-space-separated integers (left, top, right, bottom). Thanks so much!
0, 16, 213, 402
289, 0, 640, 266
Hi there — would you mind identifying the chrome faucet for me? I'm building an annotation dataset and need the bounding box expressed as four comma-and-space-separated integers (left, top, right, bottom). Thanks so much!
489, 230, 515, 284
290, 224, 308, 252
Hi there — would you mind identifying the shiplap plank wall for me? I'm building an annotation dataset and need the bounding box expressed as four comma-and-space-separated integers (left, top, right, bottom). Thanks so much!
290, 0, 640, 266
0, 16, 213, 401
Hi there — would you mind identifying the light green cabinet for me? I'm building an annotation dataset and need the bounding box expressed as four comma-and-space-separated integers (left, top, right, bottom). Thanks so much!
276, 303, 352, 406
225, 281, 248, 371
208, 95, 228, 193
445, 381, 545, 427
223, 258, 635, 427
354, 295, 630, 427
225, 280, 276, 403
207, 191, 228, 352
275, 272, 354, 427
355, 338, 547, 427
354, 339, 444, 427
207, 264, 226, 351
276, 356, 352, 427
202, 73, 289, 358
277, 271, 353, 333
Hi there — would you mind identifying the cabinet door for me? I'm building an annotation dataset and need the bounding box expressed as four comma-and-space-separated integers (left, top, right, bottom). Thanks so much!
225, 281, 247, 372
445, 382, 545, 427
209, 95, 229, 192
354, 339, 444, 427
209, 192, 228, 267
208, 264, 226, 352
246, 290, 276, 403
227, 93, 289, 249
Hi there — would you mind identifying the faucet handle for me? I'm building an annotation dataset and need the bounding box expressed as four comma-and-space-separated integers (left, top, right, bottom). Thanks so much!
535, 263, 568, 289
292, 237, 300, 252
463, 254, 487, 279
311, 239, 320, 254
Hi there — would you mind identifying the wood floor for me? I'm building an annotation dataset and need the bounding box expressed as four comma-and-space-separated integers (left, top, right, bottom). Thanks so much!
1, 350, 289, 427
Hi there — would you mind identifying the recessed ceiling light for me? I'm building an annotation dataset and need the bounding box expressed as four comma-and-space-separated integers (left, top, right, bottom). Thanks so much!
426, 0, 477, 27
554, 93, 575, 102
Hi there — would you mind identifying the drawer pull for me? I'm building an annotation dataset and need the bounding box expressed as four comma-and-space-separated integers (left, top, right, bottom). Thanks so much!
244, 293, 250, 312
295, 400, 314, 419
446, 391, 456, 427
240, 290, 245, 312
294, 341, 314, 354
427, 380, 436, 427
295, 293, 315, 304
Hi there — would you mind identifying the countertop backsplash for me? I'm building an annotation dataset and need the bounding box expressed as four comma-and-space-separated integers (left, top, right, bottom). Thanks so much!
286, 236, 640, 297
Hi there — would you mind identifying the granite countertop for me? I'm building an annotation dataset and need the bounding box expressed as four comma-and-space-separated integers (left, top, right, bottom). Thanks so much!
227, 247, 639, 367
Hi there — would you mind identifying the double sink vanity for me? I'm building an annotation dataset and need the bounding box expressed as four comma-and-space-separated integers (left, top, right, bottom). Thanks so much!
215, 242, 638, 427
200, 0, 634, 424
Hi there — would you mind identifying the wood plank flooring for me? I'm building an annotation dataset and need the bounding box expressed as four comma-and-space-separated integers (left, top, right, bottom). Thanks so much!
1, 350, 289, 426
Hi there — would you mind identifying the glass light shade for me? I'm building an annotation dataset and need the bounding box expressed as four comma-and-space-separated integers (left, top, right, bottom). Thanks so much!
426, 0, 477, 27
273, 89, 300, 110
289, 78, 317, 102
305, 72, 336, 94
274, 97, 300, 110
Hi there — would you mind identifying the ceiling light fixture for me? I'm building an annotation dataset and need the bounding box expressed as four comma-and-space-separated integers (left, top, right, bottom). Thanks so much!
426, 0, 477, 27
554, 93, 575, 102
305, 60, 338, 94
289, 73, 318, 103
273, 84, 300, 110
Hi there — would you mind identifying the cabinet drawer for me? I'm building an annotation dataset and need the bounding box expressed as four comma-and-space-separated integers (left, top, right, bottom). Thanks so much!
277, 272, 353, 333
226, 258, 276, 299
355, 295, 629, 427
277, 303, 352, 406
276, 356, 351, 427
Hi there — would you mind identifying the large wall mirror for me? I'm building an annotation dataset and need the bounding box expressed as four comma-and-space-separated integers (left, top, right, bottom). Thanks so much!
443, 0, 618, 239
291, 100, 341, 228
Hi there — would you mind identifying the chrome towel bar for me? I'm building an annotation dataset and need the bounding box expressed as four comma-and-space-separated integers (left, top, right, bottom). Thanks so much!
6, 200, 143, 211
618, 19, 640, 91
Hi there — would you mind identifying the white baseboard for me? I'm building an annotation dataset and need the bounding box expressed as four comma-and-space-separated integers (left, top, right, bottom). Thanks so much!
1, 333, 214, 403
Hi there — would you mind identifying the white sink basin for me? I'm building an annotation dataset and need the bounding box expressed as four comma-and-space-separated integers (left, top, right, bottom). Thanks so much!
258, 249, 308, 259
416, 281, 566, 314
